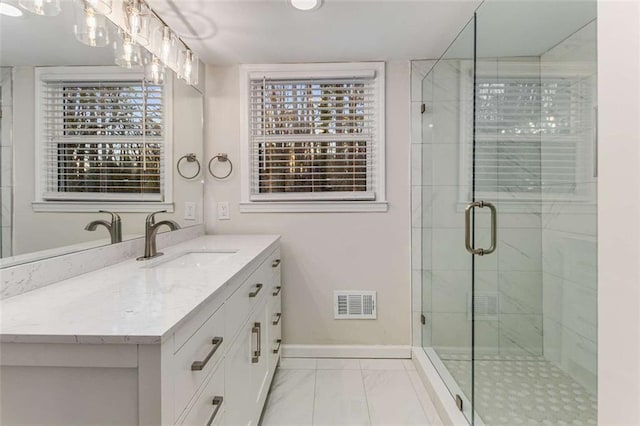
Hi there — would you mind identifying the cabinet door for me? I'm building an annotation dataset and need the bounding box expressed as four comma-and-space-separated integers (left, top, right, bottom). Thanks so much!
225, 302, 270, 426
250, 302, 270, 419
224, 322, 252, 426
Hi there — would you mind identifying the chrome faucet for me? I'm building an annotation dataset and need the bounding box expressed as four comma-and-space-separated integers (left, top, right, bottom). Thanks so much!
136, 210, 180, 261
85, 210, 122, 244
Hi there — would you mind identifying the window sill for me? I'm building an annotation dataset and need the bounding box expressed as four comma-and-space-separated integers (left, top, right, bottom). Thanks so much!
32, 201, 174, 213
239, 201, 389, 213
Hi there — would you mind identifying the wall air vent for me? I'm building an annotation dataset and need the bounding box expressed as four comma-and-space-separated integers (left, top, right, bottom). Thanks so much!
334, 291, 377, 319
467, 292, 499, 321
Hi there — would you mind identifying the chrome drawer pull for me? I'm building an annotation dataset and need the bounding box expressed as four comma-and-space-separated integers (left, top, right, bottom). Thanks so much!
206, 396, 224, 426
271, 259, 281, 268
191, 337, 224, 371
273, 339, 282, 354
251, 322, 261, 363
272, 286, 282, 296
272, 313, 282, 326
249, 283, 263, 298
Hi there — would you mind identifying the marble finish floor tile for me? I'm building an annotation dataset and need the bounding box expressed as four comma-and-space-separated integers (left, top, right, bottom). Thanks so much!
313, 370, 370, 426
402, 359, 417, 371
261, 369, 316, 426
279, 358, 317, 370
261, 358, 443, 426
363, 370, 430, 425
360, 359, 406, 370
316, 358, 362, 370
407, 370, 443, 426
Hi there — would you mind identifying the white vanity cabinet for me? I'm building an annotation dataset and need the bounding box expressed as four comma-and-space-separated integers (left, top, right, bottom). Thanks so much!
0, 237, 282, 426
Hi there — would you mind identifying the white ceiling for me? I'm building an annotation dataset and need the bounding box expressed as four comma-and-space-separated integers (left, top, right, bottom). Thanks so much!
0, 0, 596, 68
147, 0, 482, 65
0, 0, 115, 66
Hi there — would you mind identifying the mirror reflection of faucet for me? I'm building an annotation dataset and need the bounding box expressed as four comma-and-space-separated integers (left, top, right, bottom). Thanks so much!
136, 210, 181, 261
84, 211, 123, 244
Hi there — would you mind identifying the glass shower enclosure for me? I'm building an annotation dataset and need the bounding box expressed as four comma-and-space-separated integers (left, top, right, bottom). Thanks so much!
416, 1, 597, 424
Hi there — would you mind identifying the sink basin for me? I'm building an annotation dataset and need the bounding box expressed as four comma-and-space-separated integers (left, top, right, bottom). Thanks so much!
146, 250, 237, 269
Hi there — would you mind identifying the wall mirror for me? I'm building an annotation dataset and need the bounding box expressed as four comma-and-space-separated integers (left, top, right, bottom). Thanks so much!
0, 0, 204, 268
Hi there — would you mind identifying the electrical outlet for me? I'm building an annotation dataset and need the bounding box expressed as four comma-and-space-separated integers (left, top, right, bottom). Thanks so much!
184, 202, 196, 220
217, 201, 230, 220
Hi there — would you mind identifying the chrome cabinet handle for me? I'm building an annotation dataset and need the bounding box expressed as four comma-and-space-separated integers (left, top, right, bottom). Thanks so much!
272, 259, 281, 268
464, 201, 497, 256
272, 313, 282, 326
251, 322, 261, 363
249, 283, 263, 298
273, 339, 282, 354
191, 337, 224, 371
206, 396, 224, 426
272, 286, 282, 296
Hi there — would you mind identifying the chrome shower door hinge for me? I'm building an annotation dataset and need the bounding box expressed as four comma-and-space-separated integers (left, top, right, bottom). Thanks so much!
456, 394, 463, 411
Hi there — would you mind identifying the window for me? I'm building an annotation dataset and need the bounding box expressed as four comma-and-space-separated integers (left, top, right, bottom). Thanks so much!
240, 63, 386, 212
472, 73, 593, 200
34, 67, 172, 211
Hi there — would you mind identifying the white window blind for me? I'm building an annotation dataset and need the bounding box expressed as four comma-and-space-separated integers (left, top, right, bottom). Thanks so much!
248, 74, 378, 201
474, 76, 591, 195
40, 79, 165, 201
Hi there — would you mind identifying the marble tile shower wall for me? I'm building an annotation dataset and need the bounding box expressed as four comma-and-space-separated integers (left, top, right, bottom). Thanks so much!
540, 21, 598, 395
411, 58, 545, 357
1, 68, 13, 257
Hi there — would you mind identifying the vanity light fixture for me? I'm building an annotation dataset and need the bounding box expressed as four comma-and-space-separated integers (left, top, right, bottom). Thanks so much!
144, 55, 165, 85
178, 49, 198, 86
123, 0, 150, 46
18, 0, 60, 16
73, 0, 111, 47
289, 0, 322, 11
114, 28, 143, 68
154, 25, 178, 69
0, 3, 23, 17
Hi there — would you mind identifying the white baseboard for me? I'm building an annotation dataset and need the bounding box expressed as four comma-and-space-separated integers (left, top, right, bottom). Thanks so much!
281, 344, 411, 359
411, 347, 470, 426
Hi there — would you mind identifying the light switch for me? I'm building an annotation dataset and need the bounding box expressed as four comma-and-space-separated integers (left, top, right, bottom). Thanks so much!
184, 202, 196, 220
217, 201, 230, 220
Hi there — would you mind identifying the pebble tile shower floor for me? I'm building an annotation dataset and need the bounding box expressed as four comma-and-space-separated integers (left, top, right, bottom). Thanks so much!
441, 354, 597, 425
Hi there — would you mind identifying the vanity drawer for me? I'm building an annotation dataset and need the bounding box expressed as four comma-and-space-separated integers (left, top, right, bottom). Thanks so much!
225, 255, 272, 341
173, 304, 225, 421
179, 363, 225, 426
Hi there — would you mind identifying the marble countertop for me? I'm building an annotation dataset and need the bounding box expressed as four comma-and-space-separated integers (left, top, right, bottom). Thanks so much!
0, 235, 280, 345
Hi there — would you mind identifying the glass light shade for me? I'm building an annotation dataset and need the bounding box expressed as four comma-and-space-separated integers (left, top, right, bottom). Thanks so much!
73, 0, 110, 47
152, 26, 178, 70
85, 0, 111, 14
124, 0, 150, 46
144, 56, 165, 85
18, 0, 61, 16
114, 29, 143, 68
178, 50, 198, 86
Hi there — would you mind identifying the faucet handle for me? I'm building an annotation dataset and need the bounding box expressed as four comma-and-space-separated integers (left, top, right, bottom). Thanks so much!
99, 210, 121, 222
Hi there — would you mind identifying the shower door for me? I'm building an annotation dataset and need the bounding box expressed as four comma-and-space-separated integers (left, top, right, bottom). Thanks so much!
420, 15, 476, 424
470, 2, 598, 425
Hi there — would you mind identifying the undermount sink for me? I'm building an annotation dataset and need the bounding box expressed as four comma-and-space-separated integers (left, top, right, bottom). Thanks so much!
146, 250, 237, 269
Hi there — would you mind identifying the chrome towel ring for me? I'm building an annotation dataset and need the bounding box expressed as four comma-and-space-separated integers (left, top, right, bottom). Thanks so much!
208, 153, 233, 179
176, 153, 201, 180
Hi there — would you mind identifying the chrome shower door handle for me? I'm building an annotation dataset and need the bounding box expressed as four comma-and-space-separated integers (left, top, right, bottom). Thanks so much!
464, 201, 497, 256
